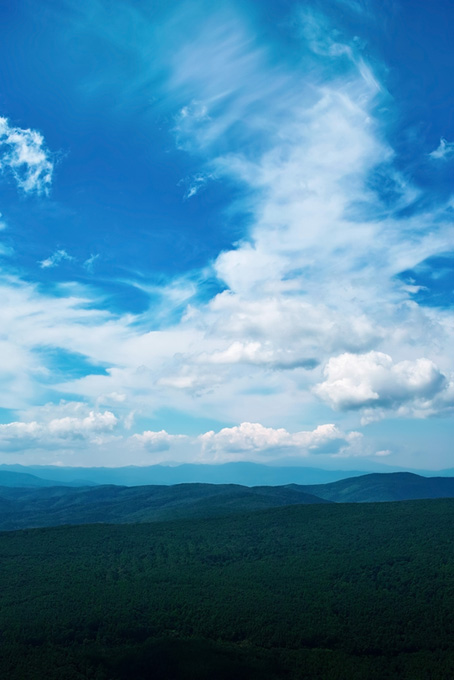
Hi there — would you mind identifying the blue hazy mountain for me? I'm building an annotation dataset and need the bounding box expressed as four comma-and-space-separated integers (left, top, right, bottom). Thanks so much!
0, 462, 418, 487
0, 470, 96, 488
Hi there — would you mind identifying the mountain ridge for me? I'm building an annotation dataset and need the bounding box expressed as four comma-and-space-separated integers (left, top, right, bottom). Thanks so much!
3, 471, 454, 531
0, 461, 443, 487
300, 471, 454, 503
0, 481, 330, 531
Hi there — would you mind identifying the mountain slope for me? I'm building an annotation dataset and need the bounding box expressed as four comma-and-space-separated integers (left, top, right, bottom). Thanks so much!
301, 472, 454, 502
0, 482, 329, 530
3, 472, 454, 531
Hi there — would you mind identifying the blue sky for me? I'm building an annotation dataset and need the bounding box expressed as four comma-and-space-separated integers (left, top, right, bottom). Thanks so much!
0, 0, 453, 469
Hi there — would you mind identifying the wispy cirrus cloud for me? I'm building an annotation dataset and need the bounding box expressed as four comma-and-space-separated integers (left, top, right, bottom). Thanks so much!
40, 249, 73, 269
181, 171, 216, 199
83, 253, 100, 272
429, 138, 454, 161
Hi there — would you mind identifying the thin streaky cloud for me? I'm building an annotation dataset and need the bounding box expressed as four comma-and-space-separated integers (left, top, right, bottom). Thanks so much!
429, 138, 454, 161
39, 249, 74, 269
84, 253, 100, 272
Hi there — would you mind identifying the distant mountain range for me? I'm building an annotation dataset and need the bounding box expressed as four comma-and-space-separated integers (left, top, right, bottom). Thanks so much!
0, 470, 96, 488
0, 461, 445, 487
0, 462, 370, 486
2, 471, 454, 531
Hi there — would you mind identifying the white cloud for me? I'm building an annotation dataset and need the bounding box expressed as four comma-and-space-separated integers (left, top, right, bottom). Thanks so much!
40, 249, 73, 269
429, 138, 454, 161
0, 5, 453, 468
0, 403, 118, 451
195, 341, 317, 370
46, 410, 117, 438
0, 116, 54, 194
9, 7, 450, 443
314, 351, 449, 417
0, 412, 370, 464
200, 293, 381, 357
132, 429, 188, 452
125, 421, 368, 464
199, 421, 361, 460
0, 274, 138, 410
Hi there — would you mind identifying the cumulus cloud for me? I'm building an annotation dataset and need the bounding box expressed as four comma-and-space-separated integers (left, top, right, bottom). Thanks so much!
0, 404, 117, 451
314, 351, 448, 417
0, 116, 53, 194
46, 410, 117, 437
124, 421, 369, 464
199, 421, 361, 459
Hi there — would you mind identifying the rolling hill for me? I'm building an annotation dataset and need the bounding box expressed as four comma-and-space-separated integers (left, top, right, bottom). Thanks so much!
0, 482, 329, 531
301, 472, 454, 502
2, 472, 454, 531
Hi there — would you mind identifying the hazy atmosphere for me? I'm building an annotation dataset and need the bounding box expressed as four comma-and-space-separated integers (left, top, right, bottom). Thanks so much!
0, 0, 453, 469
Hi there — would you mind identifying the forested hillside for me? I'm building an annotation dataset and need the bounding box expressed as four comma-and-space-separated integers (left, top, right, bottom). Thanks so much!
2, 472, 454, 531
1, 500, 454, 679
302, 472, 454, 502
0, 483, 328, 531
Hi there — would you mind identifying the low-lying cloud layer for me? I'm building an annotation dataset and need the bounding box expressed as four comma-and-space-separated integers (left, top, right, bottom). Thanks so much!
0, 401, 367, 464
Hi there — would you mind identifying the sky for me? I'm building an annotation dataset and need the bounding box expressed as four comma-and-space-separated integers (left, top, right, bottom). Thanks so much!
0, 0, 453, 470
